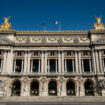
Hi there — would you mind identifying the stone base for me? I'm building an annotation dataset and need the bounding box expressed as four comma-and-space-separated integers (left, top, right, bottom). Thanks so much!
102, 89, 105, 96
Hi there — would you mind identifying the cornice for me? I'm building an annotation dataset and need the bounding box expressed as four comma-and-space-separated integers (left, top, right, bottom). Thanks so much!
16, 30, 88, 35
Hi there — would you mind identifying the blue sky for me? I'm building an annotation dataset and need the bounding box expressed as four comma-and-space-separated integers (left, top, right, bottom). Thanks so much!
0, 0, 105, 31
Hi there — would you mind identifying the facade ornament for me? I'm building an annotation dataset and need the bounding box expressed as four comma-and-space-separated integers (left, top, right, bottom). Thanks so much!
22, 78, 29, 84
0, 16, 12, 30
98, 79, 105, 89
93, 16, 105, 30
0, 80, 5, 91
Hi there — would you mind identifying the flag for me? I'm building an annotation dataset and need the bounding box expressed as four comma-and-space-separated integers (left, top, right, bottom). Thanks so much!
54, 21, 59, 25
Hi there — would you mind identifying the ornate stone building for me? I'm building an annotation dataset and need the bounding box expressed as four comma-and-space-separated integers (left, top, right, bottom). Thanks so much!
0, 16, 105, 97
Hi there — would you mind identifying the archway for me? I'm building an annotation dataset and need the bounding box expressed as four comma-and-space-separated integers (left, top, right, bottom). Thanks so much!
30, 80, 39, 96
48, 81, 57, 96
66, 80, 75, 96
84, 80, 94, 96
11, 80, 21, 96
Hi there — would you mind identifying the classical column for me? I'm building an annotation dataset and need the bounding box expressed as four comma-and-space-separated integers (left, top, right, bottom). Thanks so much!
6, 49, 13, 74
44, 51, 47, 73
72, 59, 75, 72
58, 51, 61, 73
24, 52, 27, 74
78, 51, 82, 73
27, 52, 31, 74
75, 51, 78, 73
21, 59, 24, 72
82, 59, 84, 73
56, 59, 58, 73
99, 50, 104, 73
39, 59, 41, 73
30, 60, 33, 73
2, 51, 6, 74
64, 59, 67, 72
41, 51, 44, 73
61, 51, 64, 73
13, 60, 16, 72
95, 50, 100, 73
89, 59, 92, 72
47, 59, 50, 73
0, 59, 3, 72
91, 48, 97, 74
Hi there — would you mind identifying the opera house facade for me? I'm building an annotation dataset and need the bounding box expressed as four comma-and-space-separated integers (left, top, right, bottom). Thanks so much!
0, 16, 105, 97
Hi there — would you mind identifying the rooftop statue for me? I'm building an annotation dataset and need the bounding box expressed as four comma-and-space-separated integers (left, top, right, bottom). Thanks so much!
0, 16, 12, 30
94, 16, 105, 30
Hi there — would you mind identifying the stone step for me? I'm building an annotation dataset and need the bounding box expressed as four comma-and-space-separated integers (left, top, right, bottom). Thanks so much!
0, 96, 105, 102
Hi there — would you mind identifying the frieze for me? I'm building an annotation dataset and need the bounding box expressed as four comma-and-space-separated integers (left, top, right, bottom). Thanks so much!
47, 36, 58, 43
94, 38, 105, 44
80, 35, 88, 41
31, 37, 42, 43
15, 37, 27, 43
0, 38, 12, 45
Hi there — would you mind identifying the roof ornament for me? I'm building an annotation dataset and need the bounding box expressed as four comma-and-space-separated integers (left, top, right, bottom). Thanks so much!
0, 16, 12, 30
93, 16, 104, 30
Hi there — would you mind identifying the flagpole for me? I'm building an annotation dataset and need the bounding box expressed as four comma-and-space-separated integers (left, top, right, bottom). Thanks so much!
58, 20, 61, 31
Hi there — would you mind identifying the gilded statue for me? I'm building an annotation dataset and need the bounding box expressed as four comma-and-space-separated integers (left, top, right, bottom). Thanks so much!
93, 16, 104, 30
0, 16, 12, 30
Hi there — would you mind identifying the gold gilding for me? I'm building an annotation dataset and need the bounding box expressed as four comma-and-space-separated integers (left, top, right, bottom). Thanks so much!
94, 16, 105, 30
0, 16, 12, 30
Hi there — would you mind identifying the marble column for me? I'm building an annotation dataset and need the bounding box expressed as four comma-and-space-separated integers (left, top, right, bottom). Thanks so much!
75, 51, 78, 73
24, 52, 28, 74
56, 59, 58, 73
78, 51, 82, 73
58, 51, 61, 74
27, 52, 31, 74
21, 59, 24, 72
6, 49, 13, 74
61, 51, 64, 74
82, 59, 84, 73
47, 59, 50, 73
41, 51, 44, 73
89, 59, 92, 72
64, 59, 67, 72
99, 50, 104, 73
30, 60, 33, 73
72, 59, 75, 72
44, 52, 47, 73
95, 50, 100, 73
91, 49, 97, 74
2, 51, 7, 74
13, 60, 16, 72
39, 59, 41, 73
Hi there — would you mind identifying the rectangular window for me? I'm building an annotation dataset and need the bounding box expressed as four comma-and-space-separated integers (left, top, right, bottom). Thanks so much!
66, 59, 73, 72
33, 59, 39, 72
15, 59, 22, 73
50, 59, 56, 72
83, 59, 90, 72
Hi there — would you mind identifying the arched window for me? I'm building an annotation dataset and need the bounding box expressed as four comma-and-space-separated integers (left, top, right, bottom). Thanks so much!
11, 80, 21, 96
30, 80, 39, 96
84, 80, 94, 96
66, 80, 75, 96
48, 81, 57, 96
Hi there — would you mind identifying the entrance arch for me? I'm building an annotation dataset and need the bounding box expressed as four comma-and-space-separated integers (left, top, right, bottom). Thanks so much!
30, 80, 39, 96
84, 80, 94, 96
11, 80, 21, 96
66, 80, 75, 96
48, 81, 57, 96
